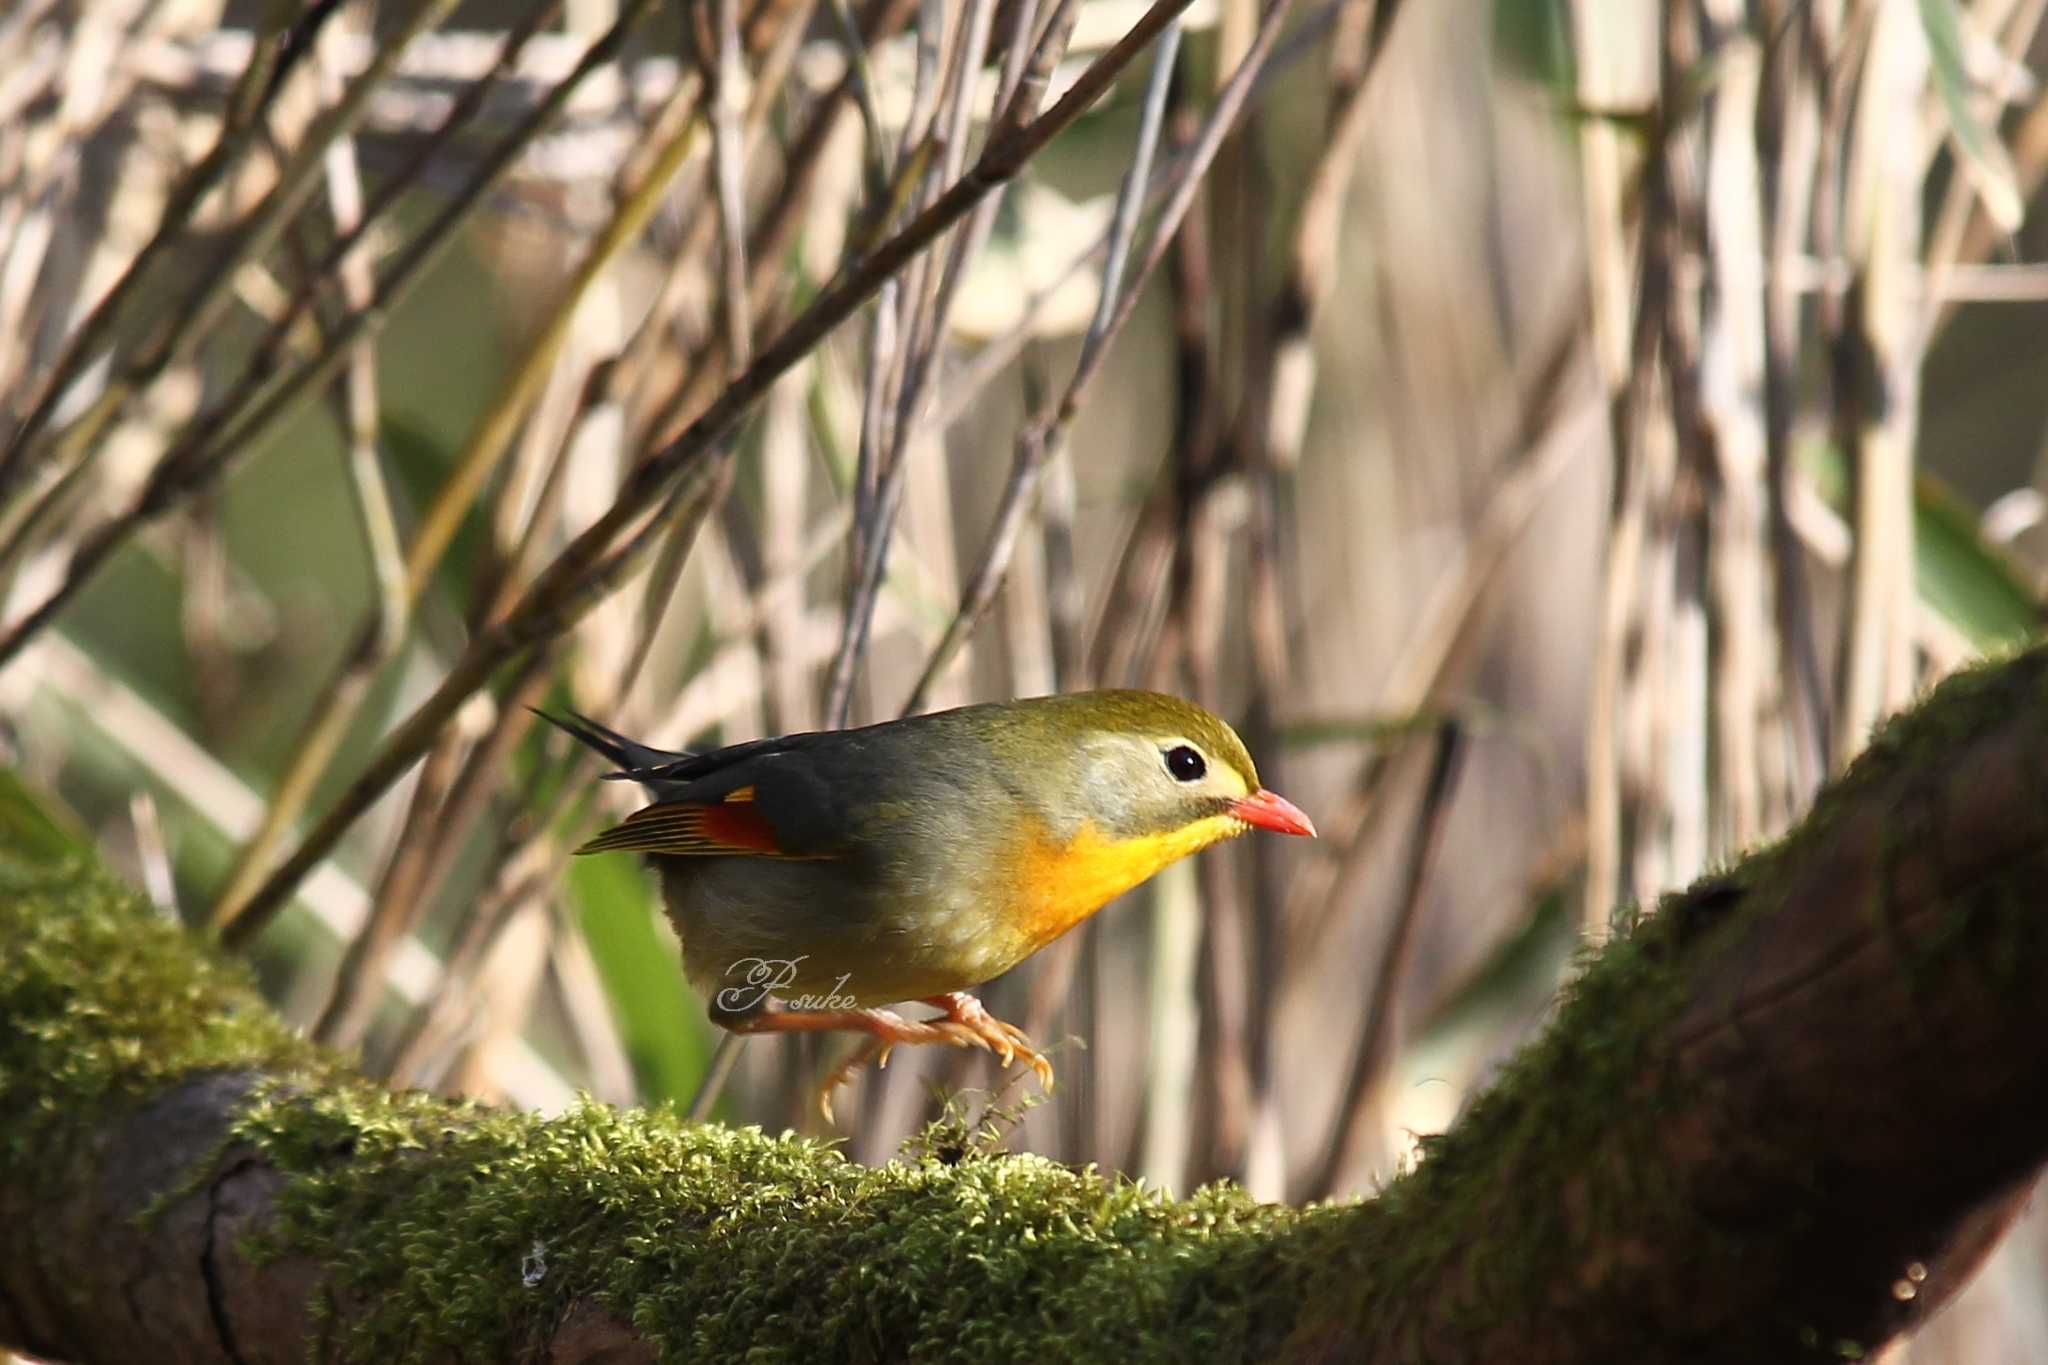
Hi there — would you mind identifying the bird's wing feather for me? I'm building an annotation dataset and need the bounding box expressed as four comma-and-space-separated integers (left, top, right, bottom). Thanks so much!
576, 784, 838, 859
554, 717, 891, 857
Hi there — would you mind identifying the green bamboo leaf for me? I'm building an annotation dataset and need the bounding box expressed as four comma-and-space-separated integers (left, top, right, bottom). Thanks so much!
1919, 0, 2023, 231
565, 851, 709, 1107
1912, 472, 2041, 648
0, 768, 89, 865
1804, 441, 2040, 649
1492, 0, 1574, 93
381, 411, 484, 606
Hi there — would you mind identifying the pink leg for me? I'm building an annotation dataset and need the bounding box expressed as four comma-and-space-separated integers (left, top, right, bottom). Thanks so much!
717, 1000, 986, 1123
719, 995, 1056, 1123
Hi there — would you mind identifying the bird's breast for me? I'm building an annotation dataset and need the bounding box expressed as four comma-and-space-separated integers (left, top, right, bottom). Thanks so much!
996, 812, 1249, 955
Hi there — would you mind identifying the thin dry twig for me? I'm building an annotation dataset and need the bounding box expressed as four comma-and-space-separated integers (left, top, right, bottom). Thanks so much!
902, 14, 1179, 713
0, 5, 312, 487
0, 0, 630, 672
1303, 719, 1464, 1200
207, 22, 700, 930
705, 0, 758, 374
7, 0, 465, 511
908, 0, 1301, 713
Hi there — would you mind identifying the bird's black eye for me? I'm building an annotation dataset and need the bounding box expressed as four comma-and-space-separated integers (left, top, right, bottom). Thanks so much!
1164, 745, 1206, 782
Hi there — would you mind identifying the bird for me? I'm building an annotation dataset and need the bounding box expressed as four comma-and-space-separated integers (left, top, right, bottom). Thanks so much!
541, 691, 1315, 1119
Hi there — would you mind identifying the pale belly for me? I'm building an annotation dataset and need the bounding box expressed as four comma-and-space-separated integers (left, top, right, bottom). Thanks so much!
656, 856, 1033, 1010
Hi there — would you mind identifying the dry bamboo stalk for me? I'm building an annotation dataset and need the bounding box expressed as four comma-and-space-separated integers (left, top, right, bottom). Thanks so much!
386, 853, 558, 1091
705, 0, 759, 373
1626, 399, 1681, 908
444, 898, 555, 1101
548, 908, 641, 1105
1836, 0, 1925, 765
1577, 3, 1658, 938
316, 10, 408, 666
759, 368, 818, 734
1654, 0, 1711, 894
1759, 0, 1832, 813
1699, 13, 1770, 855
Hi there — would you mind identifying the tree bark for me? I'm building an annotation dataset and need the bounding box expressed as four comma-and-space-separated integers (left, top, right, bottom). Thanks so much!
7, 646, 2048, 1362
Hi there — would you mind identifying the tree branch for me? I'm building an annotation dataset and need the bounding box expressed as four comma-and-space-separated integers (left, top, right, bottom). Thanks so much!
9, 645, 2048, 1361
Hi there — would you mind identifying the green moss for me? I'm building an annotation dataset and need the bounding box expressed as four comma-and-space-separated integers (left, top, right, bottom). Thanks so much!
0, 806, 1835, 1360
0, 838, 1337, 1361
8, 644, 2048, 1362
0, 851, 339, 1168
222, 1081, 1336, 1361
1281, 889, 1710, 1344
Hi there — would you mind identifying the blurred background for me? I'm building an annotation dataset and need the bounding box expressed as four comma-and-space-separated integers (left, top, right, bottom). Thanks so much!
2, 0, 2046, 1354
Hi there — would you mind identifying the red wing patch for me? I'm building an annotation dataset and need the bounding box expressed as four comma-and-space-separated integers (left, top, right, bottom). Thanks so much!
577, 792, 821, 858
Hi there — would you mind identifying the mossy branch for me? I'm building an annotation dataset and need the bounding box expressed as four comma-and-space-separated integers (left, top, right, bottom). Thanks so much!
9, 645, 2048, 1362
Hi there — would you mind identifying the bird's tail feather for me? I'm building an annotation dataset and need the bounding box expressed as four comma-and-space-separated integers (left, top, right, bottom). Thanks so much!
532, 707, 692, 774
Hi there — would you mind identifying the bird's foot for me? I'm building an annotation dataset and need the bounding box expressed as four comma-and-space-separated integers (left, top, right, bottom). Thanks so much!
795, 1007, 987, 1123
922, 993, 1056, 1090
798, 995, 1053, 1123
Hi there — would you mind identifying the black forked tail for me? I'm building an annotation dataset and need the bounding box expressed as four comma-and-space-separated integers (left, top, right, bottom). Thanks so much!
531, 708, 692, 775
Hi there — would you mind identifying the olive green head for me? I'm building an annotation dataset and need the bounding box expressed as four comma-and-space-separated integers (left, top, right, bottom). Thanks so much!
979, 689, 1289, 842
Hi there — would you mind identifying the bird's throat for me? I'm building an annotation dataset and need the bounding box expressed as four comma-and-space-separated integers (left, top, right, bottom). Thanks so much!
1007, 813, 1247, 953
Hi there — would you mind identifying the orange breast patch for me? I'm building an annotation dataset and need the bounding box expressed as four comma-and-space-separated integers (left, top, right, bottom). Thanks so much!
1004, 813, 1248, 952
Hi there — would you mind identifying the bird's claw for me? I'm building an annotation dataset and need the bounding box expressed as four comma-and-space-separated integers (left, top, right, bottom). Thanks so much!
814, 998, 1056, 1124
932, 1020, 985, 1051
937, 998, 1054, 1091
818, 1037, 886, 1124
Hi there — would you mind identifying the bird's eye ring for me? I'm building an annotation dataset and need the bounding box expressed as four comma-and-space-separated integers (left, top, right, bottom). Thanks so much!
1164, 745, 1206, 782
